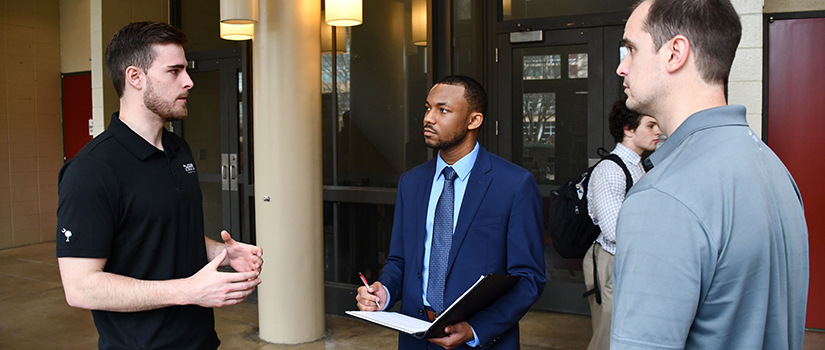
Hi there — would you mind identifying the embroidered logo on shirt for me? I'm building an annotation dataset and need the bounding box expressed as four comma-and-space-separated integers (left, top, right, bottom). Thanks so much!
183, 163, 196, 174
61, 228, 72, 243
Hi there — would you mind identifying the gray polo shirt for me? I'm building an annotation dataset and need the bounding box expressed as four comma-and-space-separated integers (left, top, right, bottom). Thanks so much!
611, 105, 809, 349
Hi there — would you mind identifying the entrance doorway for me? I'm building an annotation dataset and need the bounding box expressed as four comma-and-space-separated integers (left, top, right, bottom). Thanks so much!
495, 26, 625, 314
175, 47, 254, 244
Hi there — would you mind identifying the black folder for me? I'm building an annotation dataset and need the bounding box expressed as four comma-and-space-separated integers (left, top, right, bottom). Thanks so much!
346, 274, 521, 339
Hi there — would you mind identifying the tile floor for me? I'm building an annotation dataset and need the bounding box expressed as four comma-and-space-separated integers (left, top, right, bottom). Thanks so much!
1, 242, 822, 349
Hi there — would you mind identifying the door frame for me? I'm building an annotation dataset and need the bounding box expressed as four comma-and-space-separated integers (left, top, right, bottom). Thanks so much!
488, 9, 629, 315
173, 47, 255, 244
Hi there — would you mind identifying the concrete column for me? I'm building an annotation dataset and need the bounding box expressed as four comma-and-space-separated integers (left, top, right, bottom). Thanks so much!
253, 0, 325, 344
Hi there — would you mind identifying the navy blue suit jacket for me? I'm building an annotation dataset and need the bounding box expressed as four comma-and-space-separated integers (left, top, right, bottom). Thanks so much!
379, 145, 547, 349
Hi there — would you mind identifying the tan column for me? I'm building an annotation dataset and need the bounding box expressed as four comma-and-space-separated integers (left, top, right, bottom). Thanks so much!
252, 0, 325, 344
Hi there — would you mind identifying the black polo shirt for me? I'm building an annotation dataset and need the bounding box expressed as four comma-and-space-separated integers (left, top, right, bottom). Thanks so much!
57, 113, 219, 350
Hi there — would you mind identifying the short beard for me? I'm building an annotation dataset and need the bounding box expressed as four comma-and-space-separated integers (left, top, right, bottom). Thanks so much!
424, 128, 464, 151
144, 81, 188, 121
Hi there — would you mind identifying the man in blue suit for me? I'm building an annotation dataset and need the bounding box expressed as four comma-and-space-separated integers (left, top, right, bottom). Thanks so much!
356, 75, 546, 349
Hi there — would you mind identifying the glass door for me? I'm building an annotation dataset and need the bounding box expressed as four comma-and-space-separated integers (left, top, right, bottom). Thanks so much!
175, 48, 248, 243
497, 28, 607, 315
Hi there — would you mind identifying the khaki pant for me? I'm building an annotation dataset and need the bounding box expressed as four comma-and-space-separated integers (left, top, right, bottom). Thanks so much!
583, 243, 614, 350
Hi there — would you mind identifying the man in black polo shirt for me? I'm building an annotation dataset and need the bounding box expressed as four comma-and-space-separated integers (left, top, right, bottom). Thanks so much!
56, 22, 263, 349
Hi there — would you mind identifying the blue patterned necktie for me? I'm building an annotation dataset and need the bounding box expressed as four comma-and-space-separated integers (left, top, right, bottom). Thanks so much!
427, 166, 458, 313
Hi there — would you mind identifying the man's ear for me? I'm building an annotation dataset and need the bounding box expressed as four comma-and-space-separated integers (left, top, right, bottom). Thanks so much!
467, 111, 484, 131
125, 66, 144, 90
665, 35, 690, 73
623, 125, 635, 138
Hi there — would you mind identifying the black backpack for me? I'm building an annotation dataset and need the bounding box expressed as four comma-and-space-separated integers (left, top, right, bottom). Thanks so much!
547, 149, 633, 259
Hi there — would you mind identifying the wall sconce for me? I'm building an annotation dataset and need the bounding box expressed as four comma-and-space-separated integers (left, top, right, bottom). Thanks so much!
412, 0, 426, 46
321, 12, 347, 53
325, 0, 363, 27
220, 0, 258, 41
220, 22, 255, 41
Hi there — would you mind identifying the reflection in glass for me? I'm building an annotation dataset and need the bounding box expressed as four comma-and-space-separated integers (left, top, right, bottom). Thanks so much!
454, 0, 472, 21
452, 0, 484, 80
321, 28, 351, 124
322, 0, 429, 289
522, 93, 556, 182
322, 0, 428, 188
523, 55, 561, 80
568, 53, 588, 79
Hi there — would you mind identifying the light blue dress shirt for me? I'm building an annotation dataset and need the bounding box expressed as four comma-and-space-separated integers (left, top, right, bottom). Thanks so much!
421, 142, 479, 307
384, 142, 480, 346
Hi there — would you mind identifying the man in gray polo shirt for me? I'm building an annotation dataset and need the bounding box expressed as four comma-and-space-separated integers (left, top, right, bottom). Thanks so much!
611, 0, 809, 349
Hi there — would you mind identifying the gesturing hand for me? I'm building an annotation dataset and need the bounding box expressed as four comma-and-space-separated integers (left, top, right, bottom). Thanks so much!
188, 248, 261, 308
221, 230, 264, 274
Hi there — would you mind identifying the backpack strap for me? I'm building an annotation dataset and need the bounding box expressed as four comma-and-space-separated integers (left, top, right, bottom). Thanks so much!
602, 154, 633, 194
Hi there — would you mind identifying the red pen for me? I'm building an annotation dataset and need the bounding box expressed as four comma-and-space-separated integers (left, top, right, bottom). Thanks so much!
359, 272, 381, 308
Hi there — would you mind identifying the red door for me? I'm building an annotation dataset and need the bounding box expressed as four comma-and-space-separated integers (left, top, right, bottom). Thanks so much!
61, 73, 93, 161
767, 16, 825, 329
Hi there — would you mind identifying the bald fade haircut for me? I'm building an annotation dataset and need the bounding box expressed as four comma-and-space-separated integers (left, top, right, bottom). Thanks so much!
435, 75, 488, 117
105, 21, 188, 97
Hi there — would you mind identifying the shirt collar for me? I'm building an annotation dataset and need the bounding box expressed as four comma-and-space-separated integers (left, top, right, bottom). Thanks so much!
109, 112, 179, 161
613, 142, 642, 166
435, 142, 480, 181
647, 105, 748, 169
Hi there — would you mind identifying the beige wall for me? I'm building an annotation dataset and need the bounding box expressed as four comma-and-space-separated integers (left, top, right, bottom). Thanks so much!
60, 0, 91, 73
729, 0, 765, 136
90, 0, 168, 135
0, 0, 64, 248
765, 0, 825, 12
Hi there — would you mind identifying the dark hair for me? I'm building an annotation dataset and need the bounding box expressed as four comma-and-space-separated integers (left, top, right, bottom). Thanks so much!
435, 75, 488, 116
632, 0, 741, 85
608, 99, 643, 143
105, 22, 188, 97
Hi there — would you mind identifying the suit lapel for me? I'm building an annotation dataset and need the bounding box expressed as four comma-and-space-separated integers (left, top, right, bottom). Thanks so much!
446, 147, 493, 275
415, 159, 437, 272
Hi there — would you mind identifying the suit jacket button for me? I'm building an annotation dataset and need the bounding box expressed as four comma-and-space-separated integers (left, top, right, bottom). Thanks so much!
418, 309, 424, 315
417, 272, 421, 279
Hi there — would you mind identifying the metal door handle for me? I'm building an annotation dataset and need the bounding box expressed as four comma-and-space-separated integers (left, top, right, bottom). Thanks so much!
221, 153, 230, 191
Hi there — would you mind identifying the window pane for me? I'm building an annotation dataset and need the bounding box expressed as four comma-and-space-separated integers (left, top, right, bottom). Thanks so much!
322, 0, 428, 188
453, 0, 484, 79
522, 93, 556, 182
568, 53, 588, 79
523, 55, 561, 80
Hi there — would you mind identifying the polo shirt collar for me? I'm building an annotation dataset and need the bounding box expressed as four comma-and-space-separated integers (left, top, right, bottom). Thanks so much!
646, 105, 747, 169
109, 112, 179, 160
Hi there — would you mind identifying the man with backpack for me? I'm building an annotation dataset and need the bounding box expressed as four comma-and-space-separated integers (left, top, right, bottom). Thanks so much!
583, 99, 660, 350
